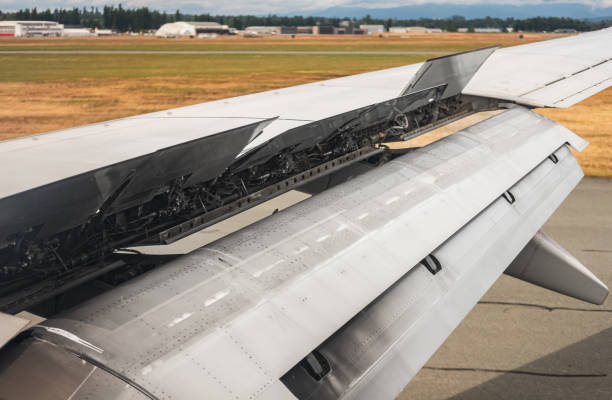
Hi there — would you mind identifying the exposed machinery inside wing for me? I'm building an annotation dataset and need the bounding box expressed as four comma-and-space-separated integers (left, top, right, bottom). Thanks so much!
0, 48, 499, 312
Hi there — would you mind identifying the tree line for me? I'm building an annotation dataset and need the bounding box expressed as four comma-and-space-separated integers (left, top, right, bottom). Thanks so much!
0, 6, 609, 32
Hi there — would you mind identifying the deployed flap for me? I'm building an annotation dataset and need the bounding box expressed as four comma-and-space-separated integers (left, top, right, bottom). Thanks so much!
282, 144, 583, 400
400, 46, 497, 99
505, 230, 609, 304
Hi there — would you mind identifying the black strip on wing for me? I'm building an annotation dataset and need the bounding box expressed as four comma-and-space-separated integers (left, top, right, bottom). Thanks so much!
0, 118, 275, 245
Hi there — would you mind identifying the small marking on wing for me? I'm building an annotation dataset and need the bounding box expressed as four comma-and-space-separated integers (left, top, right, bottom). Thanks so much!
167, 312, 193, 328
205, 290, 230, 307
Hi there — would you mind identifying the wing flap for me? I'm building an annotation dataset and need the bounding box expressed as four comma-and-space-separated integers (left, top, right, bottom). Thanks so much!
282, 145, 583, 399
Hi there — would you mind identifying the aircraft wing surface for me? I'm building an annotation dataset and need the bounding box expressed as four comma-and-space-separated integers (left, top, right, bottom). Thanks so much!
0, 29, 610, 400
464, 27, 612, 107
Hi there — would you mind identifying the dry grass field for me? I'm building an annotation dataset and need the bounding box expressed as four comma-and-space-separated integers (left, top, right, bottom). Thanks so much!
0, 31, 561, 51
0, 32, 610, 176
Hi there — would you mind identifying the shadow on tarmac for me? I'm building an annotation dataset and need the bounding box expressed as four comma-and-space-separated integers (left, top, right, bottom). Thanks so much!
447, 327, 612, 399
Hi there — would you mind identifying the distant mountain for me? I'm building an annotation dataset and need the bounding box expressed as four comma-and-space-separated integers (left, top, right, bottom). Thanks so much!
584, 15, 612, 21
291, 4, 612, 20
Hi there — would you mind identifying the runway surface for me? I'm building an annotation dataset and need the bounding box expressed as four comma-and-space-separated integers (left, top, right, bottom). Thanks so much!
0, 50, 449, 55
401, 177, 612, 399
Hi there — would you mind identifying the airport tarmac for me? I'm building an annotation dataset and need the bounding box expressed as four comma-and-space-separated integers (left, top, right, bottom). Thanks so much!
400, 176, 612, 399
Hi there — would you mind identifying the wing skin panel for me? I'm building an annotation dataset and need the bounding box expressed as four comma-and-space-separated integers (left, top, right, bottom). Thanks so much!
138, 64, 423, 121
464, 28, 612, 108
31, 107, 584, 399
522, 62, 612, 107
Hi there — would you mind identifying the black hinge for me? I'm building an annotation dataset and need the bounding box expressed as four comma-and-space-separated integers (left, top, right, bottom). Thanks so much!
549, 153, 559, 164
300, 350, 331, 381
421, 254, 442, 275
502, 190, 516, 204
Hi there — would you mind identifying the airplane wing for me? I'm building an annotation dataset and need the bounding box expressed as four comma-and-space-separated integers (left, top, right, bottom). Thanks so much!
464, 28, 612, 107
0, 29, 610, 399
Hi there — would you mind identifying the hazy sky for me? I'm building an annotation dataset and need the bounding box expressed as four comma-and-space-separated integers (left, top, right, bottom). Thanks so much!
1, 0, 611, 14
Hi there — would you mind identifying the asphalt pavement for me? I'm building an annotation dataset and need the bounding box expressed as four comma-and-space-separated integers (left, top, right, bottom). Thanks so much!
400, 177, 612, 399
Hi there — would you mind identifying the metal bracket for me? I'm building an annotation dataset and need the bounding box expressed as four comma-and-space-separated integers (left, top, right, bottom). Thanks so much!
548, 153, 559, 164
420, 254, 442, 275
502, 191, 516, 204
300, 350, 331, 381
148, 146, 384, 245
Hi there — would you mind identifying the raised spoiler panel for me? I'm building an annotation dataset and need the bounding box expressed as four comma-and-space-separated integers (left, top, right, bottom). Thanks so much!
0, 118, 273, 245
463, 28, 612, 108
29, 108, 585, 399
401, 46, 497, 98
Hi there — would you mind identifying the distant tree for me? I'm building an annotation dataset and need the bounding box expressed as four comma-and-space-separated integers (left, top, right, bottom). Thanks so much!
0, 6, 609, 32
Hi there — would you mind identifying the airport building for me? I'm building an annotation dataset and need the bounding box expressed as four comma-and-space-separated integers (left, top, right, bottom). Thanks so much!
389, 26, 444, 33
244, 26, 281, 35
0, 21, 63, 37
474, 27, 503, 33
63, 28, 93, 37
156, 21, 232, 38
360, 24, 385, 33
